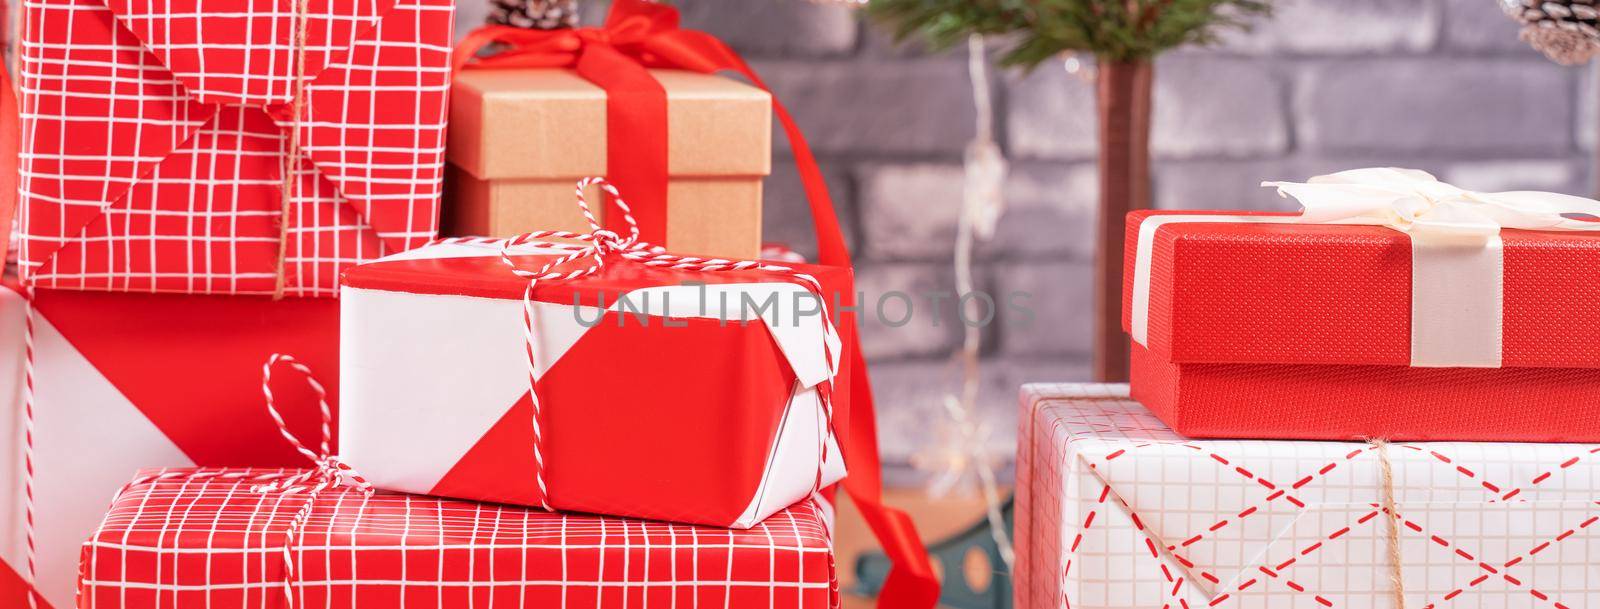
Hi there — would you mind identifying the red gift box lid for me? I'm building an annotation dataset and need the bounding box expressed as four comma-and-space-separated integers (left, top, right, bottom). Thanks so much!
1121, 210, 1600, 369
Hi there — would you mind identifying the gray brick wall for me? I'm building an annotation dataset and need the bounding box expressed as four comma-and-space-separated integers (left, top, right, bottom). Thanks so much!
454, 0, 1595, 472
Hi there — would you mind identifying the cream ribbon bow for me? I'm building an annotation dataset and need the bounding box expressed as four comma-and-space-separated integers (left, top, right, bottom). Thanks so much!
1263, 167, 1600, 242
1130, 167, 1600, 368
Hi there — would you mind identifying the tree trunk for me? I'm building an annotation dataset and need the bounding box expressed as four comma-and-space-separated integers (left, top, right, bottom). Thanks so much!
1093, 59, 1153, 383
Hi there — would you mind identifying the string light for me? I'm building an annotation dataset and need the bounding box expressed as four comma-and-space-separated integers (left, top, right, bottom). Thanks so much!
1062, 52, 1096, 82
910, 33, 1013, 570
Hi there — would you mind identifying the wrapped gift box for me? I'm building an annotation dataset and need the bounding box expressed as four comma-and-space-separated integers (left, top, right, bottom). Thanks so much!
1122, 208, 1600, 442
0, 282, 340, 609
1016, 383, 1600, 609
445, 69, 770, 259
79, 468, 839, 609
15, 0, 453, 296
339, 241, 849, 528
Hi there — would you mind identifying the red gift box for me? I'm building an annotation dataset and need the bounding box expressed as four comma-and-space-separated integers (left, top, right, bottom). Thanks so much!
78, 468, 839, 609
0, 281, 339, 609
15, 0, 453, 296
338, 222, 853, 529
448, 3, 943, 602
1122, 208, 1600, 442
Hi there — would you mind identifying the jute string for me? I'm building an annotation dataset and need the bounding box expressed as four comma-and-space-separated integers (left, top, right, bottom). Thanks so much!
273, 0, 311, 299
1371, 438, 1406, 609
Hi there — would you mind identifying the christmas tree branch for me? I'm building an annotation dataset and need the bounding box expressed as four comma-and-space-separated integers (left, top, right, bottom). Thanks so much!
867, 0, 1271, 66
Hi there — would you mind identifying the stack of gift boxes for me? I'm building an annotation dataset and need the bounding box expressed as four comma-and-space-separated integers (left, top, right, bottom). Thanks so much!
0, 2, 938, 609
1016, 169, 1600, 608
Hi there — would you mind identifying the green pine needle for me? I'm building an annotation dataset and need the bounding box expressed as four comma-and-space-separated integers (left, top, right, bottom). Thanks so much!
866, 0, 1273, 66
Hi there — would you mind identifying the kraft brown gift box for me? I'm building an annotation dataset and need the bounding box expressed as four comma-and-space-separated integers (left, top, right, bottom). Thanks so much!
446, 69, 771, 259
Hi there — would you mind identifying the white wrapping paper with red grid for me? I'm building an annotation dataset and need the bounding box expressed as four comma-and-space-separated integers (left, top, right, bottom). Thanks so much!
77, 467, 839, 609
1014, 384, 1600, 609
15, 0, 452, 296
338, 241, 850, 529
0, 282, 341, 609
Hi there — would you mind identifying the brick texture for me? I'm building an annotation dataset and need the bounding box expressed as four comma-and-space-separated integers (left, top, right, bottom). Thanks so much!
753, 59, 976, 156
760, 160, 859, 261
1006, 67, 1098, 160
853, 262, 966, 362
1151, 57, 1289, 159
1296, 59, 1574, 154
494, 1, 1595, 475
1442, 0, 1541, 53
1218, 0, 1439, 54
675, 0, 858, 58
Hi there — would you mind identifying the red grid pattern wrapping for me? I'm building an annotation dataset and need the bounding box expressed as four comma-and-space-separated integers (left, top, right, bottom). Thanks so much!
16, 0, 452, 296
78, 468, 839, 609
1016, 384, 1600, 609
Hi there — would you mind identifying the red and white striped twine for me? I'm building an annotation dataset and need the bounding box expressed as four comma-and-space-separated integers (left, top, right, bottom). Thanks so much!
100, 355, 372, 609
16, 176, 839, 606
21, 286, 38, 609
436, 176, 840, 512
255, 354, 370, 495
255, 354, 374, 609
18, 302, 373, 609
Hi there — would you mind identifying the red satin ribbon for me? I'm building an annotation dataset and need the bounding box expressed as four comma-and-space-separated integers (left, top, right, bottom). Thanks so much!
455, 3, 940, 607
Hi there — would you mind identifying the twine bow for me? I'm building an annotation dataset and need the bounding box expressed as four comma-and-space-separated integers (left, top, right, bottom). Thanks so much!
81, 355, 369, 609
1263, 167, 1600, 242
255, 354, 372, 496
438, 177, 839, 514
255, 354, 372, 609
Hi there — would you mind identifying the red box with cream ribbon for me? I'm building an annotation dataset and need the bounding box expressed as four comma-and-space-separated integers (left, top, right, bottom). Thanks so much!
14, 0, 452, 296
1016, 384, 1600, 609
0, 281, 341, 609
338, 185, 852, 528
78, 467, 839, 609
1124, 168, 1600, 442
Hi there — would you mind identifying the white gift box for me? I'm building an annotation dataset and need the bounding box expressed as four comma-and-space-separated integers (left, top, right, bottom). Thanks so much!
338, 242, 848, 528
1015, 383, 1600, 609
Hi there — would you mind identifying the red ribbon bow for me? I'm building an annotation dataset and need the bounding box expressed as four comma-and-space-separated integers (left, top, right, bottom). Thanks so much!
456, 4, 940, 608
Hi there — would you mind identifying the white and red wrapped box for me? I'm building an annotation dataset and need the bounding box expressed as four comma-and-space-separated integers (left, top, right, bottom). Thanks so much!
0, 282, 341, 609
15, 0, 453, 296
1015, 383, 1600, 609
78, 467, 839, 609
338, 240, 851, 528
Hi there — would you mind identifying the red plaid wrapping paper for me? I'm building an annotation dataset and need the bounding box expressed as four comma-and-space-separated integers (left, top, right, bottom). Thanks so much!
16, 0, 453, 296
78, 468, 839, 609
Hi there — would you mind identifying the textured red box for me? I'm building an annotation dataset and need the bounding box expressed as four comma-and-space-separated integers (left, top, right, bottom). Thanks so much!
1123, 209, 1600, 441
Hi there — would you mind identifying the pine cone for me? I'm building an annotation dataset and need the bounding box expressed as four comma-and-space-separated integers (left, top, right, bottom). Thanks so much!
1505, 0, 1600, 64
488, 0, 579, 30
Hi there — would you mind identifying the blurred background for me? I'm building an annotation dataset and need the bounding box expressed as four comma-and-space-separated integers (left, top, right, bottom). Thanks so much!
458, 0, 1593, 482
